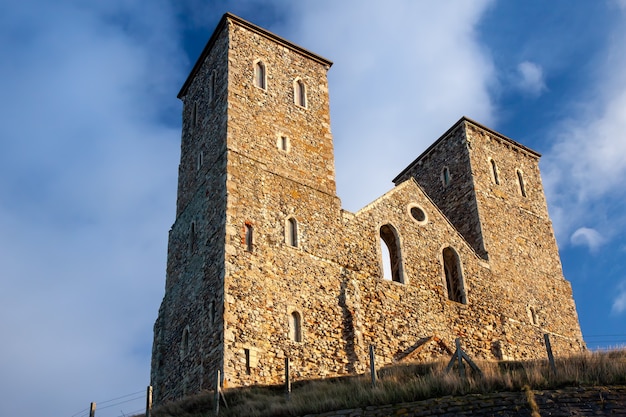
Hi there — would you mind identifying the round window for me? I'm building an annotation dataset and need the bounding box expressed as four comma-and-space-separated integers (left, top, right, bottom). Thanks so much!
410, 206, 427, 223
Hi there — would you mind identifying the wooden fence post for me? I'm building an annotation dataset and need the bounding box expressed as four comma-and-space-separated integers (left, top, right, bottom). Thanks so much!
544, 333, 557, 375
455, 338, 465, 378
285, 357, 291, 399
145, 385, 153, 417
369, 344, 377, 387
214, 370, 221, 416
89, 402, 96, 417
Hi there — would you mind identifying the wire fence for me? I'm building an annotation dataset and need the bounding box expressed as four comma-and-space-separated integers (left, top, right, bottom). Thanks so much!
70, 333, 626, 417
71, 389, 148, 417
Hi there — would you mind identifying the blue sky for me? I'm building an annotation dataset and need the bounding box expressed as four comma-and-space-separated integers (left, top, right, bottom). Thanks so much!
1, 1, 626, 416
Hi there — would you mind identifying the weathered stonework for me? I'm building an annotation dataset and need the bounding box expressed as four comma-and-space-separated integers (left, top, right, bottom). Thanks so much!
150, 13, 585, 405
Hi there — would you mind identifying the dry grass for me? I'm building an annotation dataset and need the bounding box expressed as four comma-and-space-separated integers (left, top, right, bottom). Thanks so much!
150, 349, 626, 417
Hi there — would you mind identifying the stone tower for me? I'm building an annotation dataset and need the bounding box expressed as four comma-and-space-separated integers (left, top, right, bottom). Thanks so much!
151, 13, 584, 405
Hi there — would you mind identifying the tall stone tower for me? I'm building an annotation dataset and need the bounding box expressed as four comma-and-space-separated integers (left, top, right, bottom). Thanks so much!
152, 13, 584, 406
151, 13, 341, 403
393, 120, 583, 358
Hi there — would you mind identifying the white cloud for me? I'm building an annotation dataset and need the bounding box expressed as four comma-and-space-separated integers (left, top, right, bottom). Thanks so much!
542, 6, 626, 246
516, 61, 547, 97
570, 227, 606, 252
279, 0, 496, 211
612, 281, 626, 314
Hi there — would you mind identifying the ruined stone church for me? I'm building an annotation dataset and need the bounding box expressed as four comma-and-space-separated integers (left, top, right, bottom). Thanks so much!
151, 13, 584, 404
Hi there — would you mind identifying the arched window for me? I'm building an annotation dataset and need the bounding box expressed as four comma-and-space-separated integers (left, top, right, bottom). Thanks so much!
286, 217, 298, 247
379, 224, 404, 283
294, 79, 306, 107
443, 247, 466, 304
254, 60, 266, 89
181, 327, 190, 358
442, 166, 451, 187
516, 169, 527, 197
490, 159, 500, 185
289, 311, 302, 342
245, 223, 253, 252
196, 151, 203, 171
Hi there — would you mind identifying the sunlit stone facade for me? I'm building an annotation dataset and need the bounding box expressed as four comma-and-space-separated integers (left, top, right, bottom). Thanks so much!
150, 13, 584, 404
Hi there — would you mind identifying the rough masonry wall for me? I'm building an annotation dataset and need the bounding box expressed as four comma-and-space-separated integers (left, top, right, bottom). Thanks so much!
151, 14, 585, 404
151, 24, 231, 402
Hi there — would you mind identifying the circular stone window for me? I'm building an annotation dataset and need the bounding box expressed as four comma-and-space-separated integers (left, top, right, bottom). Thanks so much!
409, 205, 427, 224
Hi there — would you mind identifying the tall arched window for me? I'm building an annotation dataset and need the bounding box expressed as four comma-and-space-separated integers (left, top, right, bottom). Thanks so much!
181, 327, 190, 358
442, 166, 451, 187
289, 311, 302, 342
294, 79, 306, 107
379, 224, 404, 283
254, 60, 266, 89
490, 159, 500, 185
516, 169, 527, 197
245, 223, 253, 252
286, 217, 298, 247
443, 247, 466, 304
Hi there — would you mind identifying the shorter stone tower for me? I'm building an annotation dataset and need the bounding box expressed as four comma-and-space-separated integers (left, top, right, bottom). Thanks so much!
151, 13, 584, 405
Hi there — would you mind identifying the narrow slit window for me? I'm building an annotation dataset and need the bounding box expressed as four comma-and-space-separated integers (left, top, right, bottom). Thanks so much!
289, 311, 302, 342
245, 223, 253, 252
294, 79, 306, 107
191, 101, 198, 127
197, 151, 203, 171
190, 222, 197, 253
443, 247, 466, 304
254, 61, 266, 89
210, 69, 217, 101
379, 224, 404, 283
286, 217, 298, 247
517, 169, 527, 197
244, 349, 251, 374
442, 166, 451, 187
279, 136, 289, 151
490, 159, 499, 184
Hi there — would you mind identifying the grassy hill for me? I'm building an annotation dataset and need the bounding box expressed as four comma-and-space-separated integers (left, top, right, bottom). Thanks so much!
149, 349, 626, 417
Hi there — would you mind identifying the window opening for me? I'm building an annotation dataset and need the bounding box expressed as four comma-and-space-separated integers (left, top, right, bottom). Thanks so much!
181, 327, 190, 358
442, 166, 451, 187
191, 102, 197, 127
286, 217, 298, 247
409, 205, 427, 223
490, 159, 500, 184
443, 247, 466, 303
197, 151, 203, 171
517, 169, 527, 197
289, 311, 302, 342
245, 223, 253, 252
294, 79, 306, 107
279, 136, 289, 151
210, 69, 217, 101
190, 222, 197, 253
379, 224, 404, 283
244, 349, 251, 374
254, 61, 266, 89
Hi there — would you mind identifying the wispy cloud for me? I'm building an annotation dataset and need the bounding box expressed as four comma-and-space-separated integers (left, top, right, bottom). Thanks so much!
570, 227, 606, 252
612, 281, 626, 315
515, 61, 547, 97
542, 6, 626, 246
